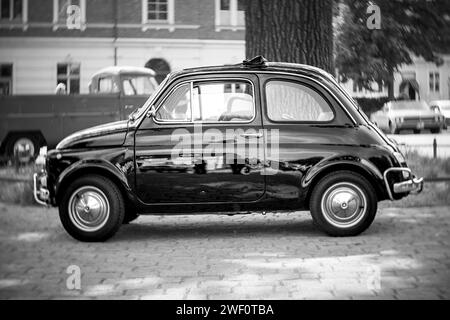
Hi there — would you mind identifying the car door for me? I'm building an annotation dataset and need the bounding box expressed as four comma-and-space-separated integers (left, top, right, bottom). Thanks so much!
133, 73, 265, 204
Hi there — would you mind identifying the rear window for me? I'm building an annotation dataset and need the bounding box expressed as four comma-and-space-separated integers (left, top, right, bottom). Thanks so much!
265, 80, 334, 122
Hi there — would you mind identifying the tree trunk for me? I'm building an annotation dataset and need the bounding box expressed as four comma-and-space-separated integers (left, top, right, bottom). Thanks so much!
245, 0, 334, 73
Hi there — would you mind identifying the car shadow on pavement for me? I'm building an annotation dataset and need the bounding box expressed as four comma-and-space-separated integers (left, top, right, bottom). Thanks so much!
113, 217, 324, 241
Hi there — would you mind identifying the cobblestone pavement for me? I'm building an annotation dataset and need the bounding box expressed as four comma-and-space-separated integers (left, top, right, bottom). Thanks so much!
0, 202, 449, 300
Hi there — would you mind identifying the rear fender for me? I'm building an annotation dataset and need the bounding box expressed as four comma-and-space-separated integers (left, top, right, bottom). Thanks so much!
303, 156, 387, 201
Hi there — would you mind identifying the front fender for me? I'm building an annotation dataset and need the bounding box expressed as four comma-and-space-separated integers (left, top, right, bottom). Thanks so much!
55, 158, 132, 200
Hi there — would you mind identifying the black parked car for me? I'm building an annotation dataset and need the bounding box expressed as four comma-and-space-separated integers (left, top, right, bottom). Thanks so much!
33, 56, 423, 242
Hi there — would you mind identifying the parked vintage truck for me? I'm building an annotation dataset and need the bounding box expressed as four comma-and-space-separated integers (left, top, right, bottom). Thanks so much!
0, 66, 158, 161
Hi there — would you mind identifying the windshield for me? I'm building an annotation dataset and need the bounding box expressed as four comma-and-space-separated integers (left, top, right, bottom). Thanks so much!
122, 75, 158, 95
391, 101, 429, 111
130, 75, 170, 120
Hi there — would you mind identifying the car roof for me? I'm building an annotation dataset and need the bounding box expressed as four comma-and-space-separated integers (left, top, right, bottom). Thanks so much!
169, 56, 336, 83
91, 66, 156, 78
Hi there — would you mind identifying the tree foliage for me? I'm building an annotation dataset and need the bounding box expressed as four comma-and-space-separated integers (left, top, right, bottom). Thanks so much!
335, 0, 450, 98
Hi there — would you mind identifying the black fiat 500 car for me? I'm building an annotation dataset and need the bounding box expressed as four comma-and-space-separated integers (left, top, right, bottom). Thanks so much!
34, 56, 423, 242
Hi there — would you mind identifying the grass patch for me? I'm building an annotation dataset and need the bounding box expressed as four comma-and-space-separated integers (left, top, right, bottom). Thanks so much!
0, 164, 38, 206
403, 149, 450, 178
378, 150, 450, 208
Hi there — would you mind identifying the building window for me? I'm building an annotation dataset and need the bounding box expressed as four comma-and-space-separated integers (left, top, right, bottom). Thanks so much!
142, 0, 174, 28
429, 71, 440, 93
0, 63, 13, 96
215, 0, 245, 30
0, 0, 27, 28
53, 0, 86, 30
57, 63, 80, 94
148, 0, 168, 21
0, 0, 21, 20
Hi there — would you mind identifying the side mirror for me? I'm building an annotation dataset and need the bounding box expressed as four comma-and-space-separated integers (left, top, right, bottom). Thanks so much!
147, 105, 157, 118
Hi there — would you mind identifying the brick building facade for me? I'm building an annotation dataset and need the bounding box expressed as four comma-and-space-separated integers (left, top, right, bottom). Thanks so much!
0, 0, 246, 94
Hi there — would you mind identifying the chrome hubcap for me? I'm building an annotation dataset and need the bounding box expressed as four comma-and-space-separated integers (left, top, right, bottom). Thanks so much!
68, 186, 110, 232
321, 182, 367, 228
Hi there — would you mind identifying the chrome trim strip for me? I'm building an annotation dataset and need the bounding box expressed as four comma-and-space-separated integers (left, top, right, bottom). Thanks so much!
393, 177, 424, 194
383, 167, 411, 200
383, 167, 423, 201
152, 77, 257, 125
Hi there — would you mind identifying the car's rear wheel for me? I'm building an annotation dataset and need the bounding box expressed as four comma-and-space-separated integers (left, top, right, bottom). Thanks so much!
59, 175, 125, 242
309, 171, 377, 236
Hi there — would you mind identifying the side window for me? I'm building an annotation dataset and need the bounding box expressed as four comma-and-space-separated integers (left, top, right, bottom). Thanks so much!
265, 80, 334, 122
192, 80, 254, 122
98, 76, 114, 93
155, 83, 191, 122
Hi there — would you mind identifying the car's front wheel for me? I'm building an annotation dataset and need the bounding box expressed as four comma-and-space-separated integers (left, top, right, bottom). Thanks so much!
309, 171, 377, 236
59, 175, 125, 242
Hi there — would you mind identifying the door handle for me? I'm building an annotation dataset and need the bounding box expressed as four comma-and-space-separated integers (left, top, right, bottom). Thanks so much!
240, 132, 263, 138
125, 105, 135, 109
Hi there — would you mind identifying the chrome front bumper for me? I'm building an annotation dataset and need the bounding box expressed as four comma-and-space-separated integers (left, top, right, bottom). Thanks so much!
383, 167, 424, 201
33, 171, 50, 206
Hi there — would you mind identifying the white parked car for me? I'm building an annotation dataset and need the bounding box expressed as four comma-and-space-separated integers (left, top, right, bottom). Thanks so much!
370, 100, 445, 134
429, 100, 450, 129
